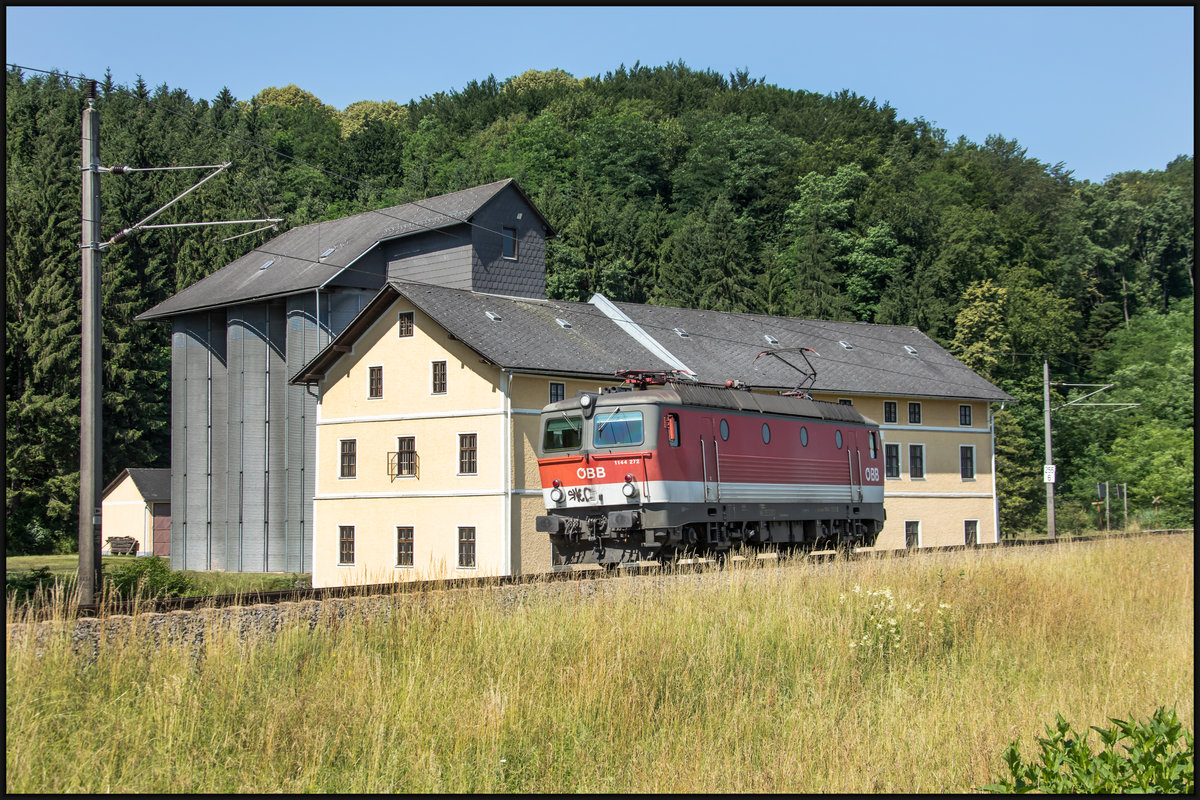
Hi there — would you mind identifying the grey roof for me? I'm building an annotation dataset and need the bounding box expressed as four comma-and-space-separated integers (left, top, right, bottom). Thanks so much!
137, 179, 550, 321
294, 281, 1012, 402
613, 303, 1014, 401
102, 468, 171, 502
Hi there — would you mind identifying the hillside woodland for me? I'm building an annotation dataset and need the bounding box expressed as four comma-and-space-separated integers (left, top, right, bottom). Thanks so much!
5, 63, 1193, 553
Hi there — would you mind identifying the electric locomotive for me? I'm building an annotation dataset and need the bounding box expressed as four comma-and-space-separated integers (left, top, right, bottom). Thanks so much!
535, 373, 885, 566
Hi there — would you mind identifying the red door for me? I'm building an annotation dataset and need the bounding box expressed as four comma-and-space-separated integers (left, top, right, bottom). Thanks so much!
152, 503, 171, 556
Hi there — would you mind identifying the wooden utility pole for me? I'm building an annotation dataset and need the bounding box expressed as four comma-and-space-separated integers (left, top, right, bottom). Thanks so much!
79, 81, 103, 605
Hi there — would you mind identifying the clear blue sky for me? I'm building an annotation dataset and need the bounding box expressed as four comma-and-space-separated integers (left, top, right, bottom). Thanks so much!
6, 6, 1193, 183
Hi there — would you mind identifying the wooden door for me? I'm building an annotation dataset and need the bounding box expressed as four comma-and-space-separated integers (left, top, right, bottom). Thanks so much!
152, 503, 171, 556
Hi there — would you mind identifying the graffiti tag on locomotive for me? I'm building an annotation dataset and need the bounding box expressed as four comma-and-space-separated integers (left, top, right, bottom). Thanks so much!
535, 374, 886, 567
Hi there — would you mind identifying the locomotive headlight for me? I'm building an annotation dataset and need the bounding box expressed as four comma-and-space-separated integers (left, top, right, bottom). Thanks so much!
550, 487, 565, 503
622, 481, 638, 498
580, 394, 593, 408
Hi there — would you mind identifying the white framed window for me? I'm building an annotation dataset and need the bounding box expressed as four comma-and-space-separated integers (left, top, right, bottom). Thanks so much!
885, 443, 901, 478
908, 402, 922, 424
397, 311, 414, 338
396, 526, 413, 567
393, 436, 417, 478
904, 520, 921, 549
908, 443, 925, 480
338, 525, 355, 565
964, 519, 979, 547
431, 360, 447, 395
458, 433, 477, 475
368, 365, 383, 399
458, 526, 476, 568
339, 439, 357, 479
960, 445, 976, 480
883, 401, 898, 424
502, 228, 517, 260
959, 404, 973, 427
549, 382, 565, 403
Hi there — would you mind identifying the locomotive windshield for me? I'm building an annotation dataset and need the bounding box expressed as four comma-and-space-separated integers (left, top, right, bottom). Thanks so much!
593, 409, 644, 447
543, 416, 582, 451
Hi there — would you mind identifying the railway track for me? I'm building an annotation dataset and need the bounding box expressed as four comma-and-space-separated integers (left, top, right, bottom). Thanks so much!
66, 527, 1191, 619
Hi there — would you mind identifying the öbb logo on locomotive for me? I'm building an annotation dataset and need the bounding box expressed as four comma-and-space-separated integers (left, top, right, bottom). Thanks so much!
535, 373, 885, 567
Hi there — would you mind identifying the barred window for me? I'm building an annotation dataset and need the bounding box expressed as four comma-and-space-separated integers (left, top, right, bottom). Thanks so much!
909, 444, 925, 479
339, 525, 355, 564
959, 404, 973, 426
549, 382, 565, 403
458, 433, 477, 475
885, 443, 900, 478
398, 311, 414, 338
458, 526, 476, 568
432, 361, 447, 394
908, 402, 922, 424
369, 366, 383, 399
960, 445, 975, 480
396, 526, 413, 567
340, 439, 356, 478
883, 401, 897, 424
396, 436, 417, 477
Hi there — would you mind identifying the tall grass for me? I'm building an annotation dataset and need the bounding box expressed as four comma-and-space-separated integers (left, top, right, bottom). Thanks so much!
6, 535, 1192, 793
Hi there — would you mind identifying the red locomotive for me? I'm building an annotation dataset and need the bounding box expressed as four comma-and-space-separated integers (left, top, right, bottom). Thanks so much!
536, 373, 885, 566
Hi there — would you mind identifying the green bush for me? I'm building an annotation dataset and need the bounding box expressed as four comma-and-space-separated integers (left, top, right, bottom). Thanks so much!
981, 707, 1194, 793
5, 566, 71, 604
106, 557, 194, 601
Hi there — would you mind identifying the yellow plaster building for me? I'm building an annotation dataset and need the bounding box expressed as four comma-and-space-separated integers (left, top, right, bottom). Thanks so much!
100, 468, 172, 556
295, 281, 1012, 588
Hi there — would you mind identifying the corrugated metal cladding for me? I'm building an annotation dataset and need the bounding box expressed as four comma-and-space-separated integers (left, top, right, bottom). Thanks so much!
170, 311, 225, 571
170, 291, 368, 573
285, 295, 322, 574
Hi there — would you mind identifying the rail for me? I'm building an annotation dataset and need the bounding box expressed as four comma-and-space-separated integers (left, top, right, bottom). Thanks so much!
46, 527, 1193, 620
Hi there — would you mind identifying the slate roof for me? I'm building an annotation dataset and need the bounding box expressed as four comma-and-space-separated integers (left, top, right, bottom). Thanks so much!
293, 281, 1013, 402
102, 468, 171, 502
137, 179, 551, 321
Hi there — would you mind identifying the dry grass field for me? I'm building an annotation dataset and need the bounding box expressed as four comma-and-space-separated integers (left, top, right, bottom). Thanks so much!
5, 534, 1193, 793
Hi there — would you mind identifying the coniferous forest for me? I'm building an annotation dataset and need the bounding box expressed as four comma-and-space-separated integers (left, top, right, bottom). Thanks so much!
5, 63, 1194, 554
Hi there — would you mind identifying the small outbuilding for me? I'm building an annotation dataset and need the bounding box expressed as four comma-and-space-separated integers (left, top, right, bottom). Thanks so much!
101, 468, 171, 556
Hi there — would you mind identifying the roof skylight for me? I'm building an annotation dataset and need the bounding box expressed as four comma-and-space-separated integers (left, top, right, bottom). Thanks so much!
556, 318, 572, 329
764, 334, 780, 345
904, 345, 918, 355
258, 259, 274, 270
839, 341, 854, 350
319, 247, 336, 259
673, 328, 689, 338
485, 311, 502, 322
